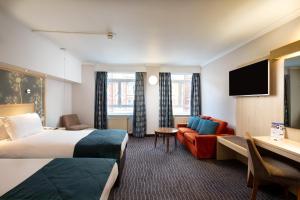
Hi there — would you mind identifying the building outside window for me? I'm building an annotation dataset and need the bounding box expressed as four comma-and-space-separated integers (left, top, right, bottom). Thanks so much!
171, 74, 192, 115
107, 73, 135, 115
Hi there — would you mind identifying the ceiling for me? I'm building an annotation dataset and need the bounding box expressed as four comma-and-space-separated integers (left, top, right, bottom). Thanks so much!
1, 0, 300, 66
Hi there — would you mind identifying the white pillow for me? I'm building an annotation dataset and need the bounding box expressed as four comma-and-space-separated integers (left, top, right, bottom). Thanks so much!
0, 117, 10, 140
4, 113, 43, 140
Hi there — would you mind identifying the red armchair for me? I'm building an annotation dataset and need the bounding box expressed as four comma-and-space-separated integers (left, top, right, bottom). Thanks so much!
176, 117, 234, 159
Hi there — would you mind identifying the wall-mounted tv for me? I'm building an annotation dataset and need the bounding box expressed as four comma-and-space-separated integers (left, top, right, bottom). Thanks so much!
229, 59, 269, 96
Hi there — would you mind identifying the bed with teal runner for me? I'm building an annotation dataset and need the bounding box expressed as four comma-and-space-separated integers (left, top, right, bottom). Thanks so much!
0, 158, 116, 200
73, 129, 127, 161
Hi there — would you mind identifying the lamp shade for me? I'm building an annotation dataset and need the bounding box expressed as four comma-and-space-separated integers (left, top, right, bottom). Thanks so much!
148, 75, 158, 85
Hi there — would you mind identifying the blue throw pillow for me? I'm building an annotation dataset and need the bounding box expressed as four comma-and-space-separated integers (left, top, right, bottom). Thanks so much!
191, 117, 201, 130
187, 116, 196, 128
199, 120, 219, 134
196, 118, 205, 132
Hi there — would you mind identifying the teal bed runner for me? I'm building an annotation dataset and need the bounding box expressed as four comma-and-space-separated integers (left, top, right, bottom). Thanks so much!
73, 129, 127, 161
0, 158, 116, 200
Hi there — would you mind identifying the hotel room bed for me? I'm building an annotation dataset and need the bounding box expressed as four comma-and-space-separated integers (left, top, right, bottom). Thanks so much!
0, 158, 118, 200
0, 128, 128, 159
0, 128, 128, 184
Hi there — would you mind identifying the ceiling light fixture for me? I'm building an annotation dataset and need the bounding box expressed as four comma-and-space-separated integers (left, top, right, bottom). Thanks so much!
32, 29, 115, 39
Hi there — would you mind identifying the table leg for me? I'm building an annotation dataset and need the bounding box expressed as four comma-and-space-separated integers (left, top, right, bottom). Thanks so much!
167, 136, 169, 152
154, 133, 157, 148
175, 135, 177, 148
163, 135, 165, 144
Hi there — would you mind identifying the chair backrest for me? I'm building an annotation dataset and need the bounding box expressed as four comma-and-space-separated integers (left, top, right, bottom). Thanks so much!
61, 114, 81, 128
244, 132, 270, 178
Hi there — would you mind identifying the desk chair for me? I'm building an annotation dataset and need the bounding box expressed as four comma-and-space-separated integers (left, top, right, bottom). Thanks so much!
245, 132, 300, 200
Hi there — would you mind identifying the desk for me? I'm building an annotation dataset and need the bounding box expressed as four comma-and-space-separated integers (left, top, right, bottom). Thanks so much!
216, 136, 248, 164
253, 136, 300, 163
217, 135, 300, 196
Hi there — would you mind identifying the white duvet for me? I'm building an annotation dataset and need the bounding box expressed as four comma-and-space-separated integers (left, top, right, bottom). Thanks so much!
0, 129, 128, 158
0, 159, 118, 200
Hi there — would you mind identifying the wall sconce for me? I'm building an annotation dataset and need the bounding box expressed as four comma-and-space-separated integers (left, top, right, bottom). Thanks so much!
148, 75, 158, 85
25, 89, 31, 94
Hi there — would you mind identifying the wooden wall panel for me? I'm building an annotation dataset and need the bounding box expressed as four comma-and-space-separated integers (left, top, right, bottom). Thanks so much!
236, 59, 284, 137
0, 103, 34, 117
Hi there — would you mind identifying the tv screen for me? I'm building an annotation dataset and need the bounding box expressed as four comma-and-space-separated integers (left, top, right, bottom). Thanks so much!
229, 59, 269, 96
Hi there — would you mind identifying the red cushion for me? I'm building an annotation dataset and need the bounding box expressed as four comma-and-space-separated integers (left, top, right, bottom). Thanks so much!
178, 127, 197, 134
210, 118, 228, 134
184, 132, 198, 144
200, 115, 211, 120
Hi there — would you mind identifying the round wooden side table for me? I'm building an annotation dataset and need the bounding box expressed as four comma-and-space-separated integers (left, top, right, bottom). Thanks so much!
154, 127, 178, 152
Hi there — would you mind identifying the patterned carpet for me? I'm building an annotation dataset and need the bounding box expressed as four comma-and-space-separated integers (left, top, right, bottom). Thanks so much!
109, 136, 294, 200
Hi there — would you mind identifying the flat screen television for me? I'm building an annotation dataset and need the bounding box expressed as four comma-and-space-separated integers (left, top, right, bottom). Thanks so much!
229, 59, 269, 96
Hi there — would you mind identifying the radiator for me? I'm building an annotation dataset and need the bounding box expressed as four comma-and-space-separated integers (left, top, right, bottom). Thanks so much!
174, 116, 188, 127
127, 116, 133, 134
107, 116, 132, 134
108, 116, 186, 133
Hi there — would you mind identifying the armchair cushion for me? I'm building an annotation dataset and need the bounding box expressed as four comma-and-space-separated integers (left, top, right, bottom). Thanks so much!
187, 116, 196, 128
178, 127, 197, 134
196, 118, 205, 132
61, 114, 90, 130
68, 124, 90, 131
200, 115, 211, 120
191, 117, 201, 130
210, 118, 228, 134
184, 132, 197, 144
199, 120, 219, 134
62, 114, 80, 127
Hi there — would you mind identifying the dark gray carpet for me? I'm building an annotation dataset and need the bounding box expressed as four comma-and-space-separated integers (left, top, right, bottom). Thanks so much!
109, 136, 294, 200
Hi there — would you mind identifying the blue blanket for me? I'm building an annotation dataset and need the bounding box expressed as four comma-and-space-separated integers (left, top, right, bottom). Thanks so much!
0, 158, 116, 200
73, 129, 127, 161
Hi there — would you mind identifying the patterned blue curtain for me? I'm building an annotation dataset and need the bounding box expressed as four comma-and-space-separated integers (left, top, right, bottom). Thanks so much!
133, 72, 147, 137
191, 73, 201, 116
159, 73, 174, 127
94, 72, 107, 129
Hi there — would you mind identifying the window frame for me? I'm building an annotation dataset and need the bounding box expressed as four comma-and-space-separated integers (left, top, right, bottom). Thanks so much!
171, 73, 192, 116
107, 73, 135, 115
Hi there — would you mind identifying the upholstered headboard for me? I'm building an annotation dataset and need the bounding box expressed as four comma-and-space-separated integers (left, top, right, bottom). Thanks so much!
0, 103, 34, 117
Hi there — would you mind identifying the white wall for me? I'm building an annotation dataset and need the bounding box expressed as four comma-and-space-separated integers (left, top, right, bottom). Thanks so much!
0, 10, 82, 126
72, 65, 95, 125
72, 64, 201, 135
202, 16, 300, 129
0, 10, 81, 83
46, 78, 72, 127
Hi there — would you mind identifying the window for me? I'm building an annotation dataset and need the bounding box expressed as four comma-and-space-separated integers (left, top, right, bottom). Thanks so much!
171, 74, 192, 115
107, 73, 135, 115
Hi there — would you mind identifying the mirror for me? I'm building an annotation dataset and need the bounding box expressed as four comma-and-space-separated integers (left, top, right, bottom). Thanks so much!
284, 55, 300, 128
